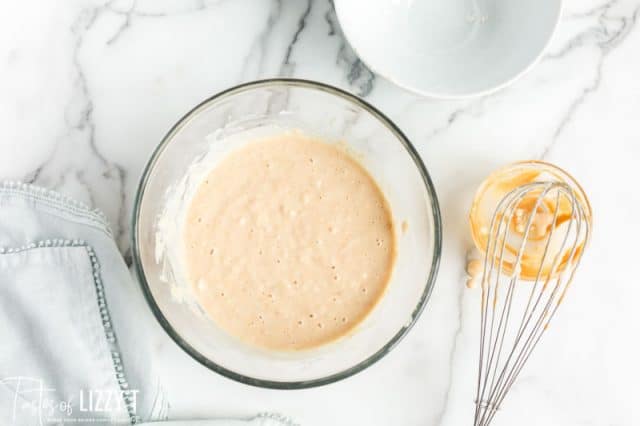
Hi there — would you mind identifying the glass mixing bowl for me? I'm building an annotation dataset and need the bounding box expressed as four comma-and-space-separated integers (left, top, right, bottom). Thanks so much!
132, 79, 442, 388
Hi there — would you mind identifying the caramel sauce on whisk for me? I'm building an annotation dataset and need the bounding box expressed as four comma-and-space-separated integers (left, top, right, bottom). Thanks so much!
469, 161, 591, 281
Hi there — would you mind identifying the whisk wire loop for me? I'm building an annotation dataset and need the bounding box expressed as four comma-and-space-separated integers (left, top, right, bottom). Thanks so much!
473, 182, 590, 426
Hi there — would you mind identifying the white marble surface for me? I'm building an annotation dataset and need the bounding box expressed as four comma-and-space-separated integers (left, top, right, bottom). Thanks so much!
2, 0, 639, 424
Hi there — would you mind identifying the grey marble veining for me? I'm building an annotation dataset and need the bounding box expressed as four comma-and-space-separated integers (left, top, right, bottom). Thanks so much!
1, 0, 639, 425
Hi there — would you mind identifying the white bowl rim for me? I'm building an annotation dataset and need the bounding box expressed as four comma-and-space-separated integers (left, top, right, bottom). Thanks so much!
334, 0, 564, 99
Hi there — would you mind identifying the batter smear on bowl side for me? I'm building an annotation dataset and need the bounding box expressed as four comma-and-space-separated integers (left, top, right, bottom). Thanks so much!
183, 131, 396, 351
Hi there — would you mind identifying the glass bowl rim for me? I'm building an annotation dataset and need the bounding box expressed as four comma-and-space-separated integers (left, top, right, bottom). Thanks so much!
469, 159, 593, 263
131, 78, 443, 389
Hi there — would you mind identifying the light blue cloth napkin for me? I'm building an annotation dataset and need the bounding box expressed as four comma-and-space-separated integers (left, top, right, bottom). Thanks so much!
0, 182, 297, 426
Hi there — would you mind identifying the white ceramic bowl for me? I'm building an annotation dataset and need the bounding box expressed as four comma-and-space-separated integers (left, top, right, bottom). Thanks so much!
335, 0, 563, 98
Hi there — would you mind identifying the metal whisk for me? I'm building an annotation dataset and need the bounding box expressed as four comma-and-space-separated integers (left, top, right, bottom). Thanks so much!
473, 181, 591, 426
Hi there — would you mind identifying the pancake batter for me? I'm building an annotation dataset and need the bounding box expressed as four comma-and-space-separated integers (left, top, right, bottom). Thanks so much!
183, 131, 396, 350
